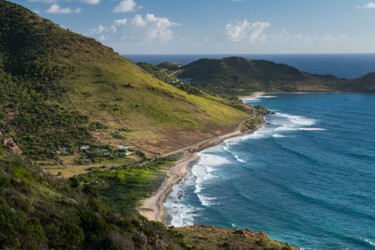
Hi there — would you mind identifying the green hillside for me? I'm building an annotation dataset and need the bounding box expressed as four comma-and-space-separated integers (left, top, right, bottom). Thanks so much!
0, 144, 294, 249
137, 62, 252, 112
0, 1, 249, 171
344, 73, 375, 92
0, 145, 179, 249
156, 62, 182, 71
177, 56, 362, 96
0, 1, 297, 249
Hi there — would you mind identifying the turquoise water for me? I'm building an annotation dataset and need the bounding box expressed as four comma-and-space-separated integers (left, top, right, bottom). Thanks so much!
165, 93, 375, 249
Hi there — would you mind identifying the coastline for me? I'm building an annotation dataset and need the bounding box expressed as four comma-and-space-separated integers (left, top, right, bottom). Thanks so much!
139, 113, 266, 223
239, 91, 265, 100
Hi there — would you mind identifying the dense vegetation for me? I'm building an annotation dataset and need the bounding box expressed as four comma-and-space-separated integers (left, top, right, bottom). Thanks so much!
0, 2, 298, 249
177, 56, 374, 96
0, 146, 183, 249
156, 62, 182, 71
137, 62, 252, 112
344, 73, 375, 92
0, 1, 249, 166
0, 3, 93, 160
74, 156, 177, 214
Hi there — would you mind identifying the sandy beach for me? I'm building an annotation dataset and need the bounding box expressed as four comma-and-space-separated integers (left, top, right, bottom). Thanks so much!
139, 150, 199, 221
139, 112, 266, 222
239, 91, 265, 100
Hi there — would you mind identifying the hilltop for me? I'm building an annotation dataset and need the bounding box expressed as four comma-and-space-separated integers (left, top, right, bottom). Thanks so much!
0, 1, 249, 173
174, 56, 374, 96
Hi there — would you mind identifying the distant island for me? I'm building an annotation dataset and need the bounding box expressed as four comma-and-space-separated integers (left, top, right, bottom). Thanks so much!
138, 56, 375, 96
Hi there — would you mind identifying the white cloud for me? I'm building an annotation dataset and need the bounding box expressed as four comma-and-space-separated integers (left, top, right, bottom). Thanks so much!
46, 4, 81, 14
356, 2, 375, 9
132, 14, 147, 27
111, 18, 127, 32
99, 35, 107, 41
30, 0, 100, 4
29, 0, 58, 3
129, 14, 179, 41
88, 25, 108, 35
80, 0, 100, 5
113, 0, 140, 13
225, 19, 270, 43
87, 13, 179, 43
114, 18, 128, 26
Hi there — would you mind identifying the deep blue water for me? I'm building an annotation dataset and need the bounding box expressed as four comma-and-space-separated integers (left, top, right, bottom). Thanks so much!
125, 54, 375, 78
165, 93, 375, 249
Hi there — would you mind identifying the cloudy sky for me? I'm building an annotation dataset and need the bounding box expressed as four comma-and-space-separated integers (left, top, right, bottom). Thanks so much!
11, 0, 375, 54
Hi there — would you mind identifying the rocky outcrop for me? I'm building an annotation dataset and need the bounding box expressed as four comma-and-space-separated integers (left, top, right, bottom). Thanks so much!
1, 133, 22, 155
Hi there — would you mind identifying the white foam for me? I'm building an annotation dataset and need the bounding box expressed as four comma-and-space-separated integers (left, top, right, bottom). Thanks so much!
242, 94, 277, 102
222, 141, 246, 163
299, 128, 326, 131
222, 141, 230, 151
234, 155, 246, 163
360, 237, 375, 247
241, 131, 267, 140
165, 202, 196, 227
275, 112, 316, 126
261, 95, 277, 98
192, 164, 214, 194
364, 238, 375, 247
197, 193, 217, 207
272, 133, 287, 138
197, 152, 231, 167
191, 153, 228, 196
164, 185, 197, 227
274, 126, 298, 132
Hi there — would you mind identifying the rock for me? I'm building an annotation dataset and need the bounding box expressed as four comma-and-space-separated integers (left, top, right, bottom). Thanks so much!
4, 137, 22, 155
260, 232, 270, 240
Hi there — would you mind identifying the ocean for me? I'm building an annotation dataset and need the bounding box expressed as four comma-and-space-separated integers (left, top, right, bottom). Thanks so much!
165, 93, 375, 249
125, 54, 375, 78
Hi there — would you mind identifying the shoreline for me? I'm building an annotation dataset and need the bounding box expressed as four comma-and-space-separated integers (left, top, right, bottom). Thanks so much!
239, 91, 265, 100
139, 114, 266, 223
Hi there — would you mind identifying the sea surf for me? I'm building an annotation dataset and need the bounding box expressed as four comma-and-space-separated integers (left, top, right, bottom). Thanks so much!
165, 93, 375, 249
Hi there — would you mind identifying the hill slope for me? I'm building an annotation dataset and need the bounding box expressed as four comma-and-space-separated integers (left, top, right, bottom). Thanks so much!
344, 73, 375, 92
177, 57, 363, 96
0, 1, 249, 167
0, 144, 295, 249
0, 2, 296, 249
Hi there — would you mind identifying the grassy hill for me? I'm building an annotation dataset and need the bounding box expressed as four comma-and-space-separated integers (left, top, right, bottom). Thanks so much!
0, 1, 249, 171
0, 145, 178, 249
0, 1, 297, 249
177, 56, 373, 96
137, 62, 252, 112
156, 62, 182, 71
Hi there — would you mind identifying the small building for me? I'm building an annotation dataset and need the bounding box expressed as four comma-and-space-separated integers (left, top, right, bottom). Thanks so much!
117, 145, 129, 151
178, 77, 194, 84
80, 145, 90, 150
56, 147, 70, 155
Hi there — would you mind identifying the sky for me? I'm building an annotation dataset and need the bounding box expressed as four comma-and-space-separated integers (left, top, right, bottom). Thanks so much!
10, 0, 375, 54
